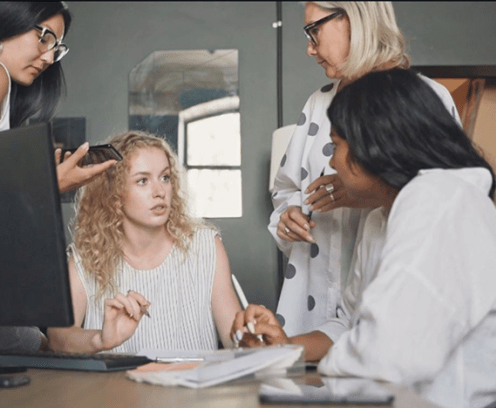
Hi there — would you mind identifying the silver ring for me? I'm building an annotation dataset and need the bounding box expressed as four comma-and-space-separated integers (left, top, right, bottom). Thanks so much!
325, 183, 335, 194
284, 227, 291, 235
330, 193, 335, 202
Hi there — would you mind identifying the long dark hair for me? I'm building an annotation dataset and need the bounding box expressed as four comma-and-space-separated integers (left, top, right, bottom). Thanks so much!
0, 2, 72, 127
327, 68, 495, 199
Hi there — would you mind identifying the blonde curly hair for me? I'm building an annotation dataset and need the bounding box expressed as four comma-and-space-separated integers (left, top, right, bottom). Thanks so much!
71, 130, 204, 295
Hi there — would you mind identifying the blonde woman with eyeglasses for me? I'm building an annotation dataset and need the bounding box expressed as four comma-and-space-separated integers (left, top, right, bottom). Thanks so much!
269, 2, 460, 355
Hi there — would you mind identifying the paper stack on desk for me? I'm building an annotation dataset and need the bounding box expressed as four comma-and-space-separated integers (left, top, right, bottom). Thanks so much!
126, 345, 304, 388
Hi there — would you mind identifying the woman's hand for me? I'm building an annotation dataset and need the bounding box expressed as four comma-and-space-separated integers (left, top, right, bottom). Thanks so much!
305, 173, 372, 211
277, 206, 316, 243
97, 291, 150, 351
231, 304, 290, 347
277, 174, 376, 243
55, 143, 117, 193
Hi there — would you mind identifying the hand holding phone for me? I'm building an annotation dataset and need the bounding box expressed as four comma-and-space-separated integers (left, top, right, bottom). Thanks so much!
56, 143, 121, 192
61, 144, 123, 166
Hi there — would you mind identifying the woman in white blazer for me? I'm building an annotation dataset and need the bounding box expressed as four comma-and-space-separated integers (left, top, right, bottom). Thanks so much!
233, 68, 496, 408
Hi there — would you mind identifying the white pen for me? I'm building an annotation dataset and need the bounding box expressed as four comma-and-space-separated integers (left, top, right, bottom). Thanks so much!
231, 275, 264, 343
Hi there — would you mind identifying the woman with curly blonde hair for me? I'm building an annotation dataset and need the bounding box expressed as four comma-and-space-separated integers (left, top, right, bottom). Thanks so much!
48, 131, 241, 353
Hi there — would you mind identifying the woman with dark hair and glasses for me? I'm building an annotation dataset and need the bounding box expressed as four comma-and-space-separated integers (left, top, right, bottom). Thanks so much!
269, 1, 460, 350
0, 2, 71, 129
234, 68, 496, 408
0, 2, 116, 193
0, 2, 117, 354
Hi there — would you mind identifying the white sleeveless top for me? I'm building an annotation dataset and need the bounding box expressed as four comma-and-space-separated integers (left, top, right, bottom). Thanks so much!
0, 62, 11, 131
70, 228, 219, 353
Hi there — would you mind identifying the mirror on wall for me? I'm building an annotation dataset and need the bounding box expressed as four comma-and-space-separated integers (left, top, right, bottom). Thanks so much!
129, 49, 241, 218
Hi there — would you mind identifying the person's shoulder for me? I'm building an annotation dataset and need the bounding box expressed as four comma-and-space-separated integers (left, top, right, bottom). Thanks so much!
191, 225, 219, 244
67, 243, 89, 275
306, 81, 339, 103
417, 74, 452, 100
300, 82, 338, 119
185, 226, 220, 269
399, 169, 453, 202
417, 73, 460, 121
396, 168, 492, 214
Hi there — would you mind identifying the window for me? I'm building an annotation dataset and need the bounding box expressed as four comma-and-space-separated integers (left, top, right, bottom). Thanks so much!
179, 97, 242, 218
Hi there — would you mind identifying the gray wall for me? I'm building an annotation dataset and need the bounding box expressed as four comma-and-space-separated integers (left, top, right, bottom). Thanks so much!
59, 1, 496, 310
60, 2, 280, 310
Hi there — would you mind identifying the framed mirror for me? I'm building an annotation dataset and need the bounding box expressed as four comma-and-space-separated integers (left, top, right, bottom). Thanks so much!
129, 49, 241, 218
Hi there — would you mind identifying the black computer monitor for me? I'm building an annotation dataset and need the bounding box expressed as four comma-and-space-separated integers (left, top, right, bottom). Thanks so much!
0, 123, 74, 327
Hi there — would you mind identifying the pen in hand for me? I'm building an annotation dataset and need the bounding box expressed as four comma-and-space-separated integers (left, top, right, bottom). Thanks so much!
127, 290, 151, 318
307, 168, 325, 220
139, 305, 151, 318
231, 275, 264, 344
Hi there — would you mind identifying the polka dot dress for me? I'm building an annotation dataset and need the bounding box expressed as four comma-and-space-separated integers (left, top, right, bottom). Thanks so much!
268, 81, 366, 337
268, 76, 462, 338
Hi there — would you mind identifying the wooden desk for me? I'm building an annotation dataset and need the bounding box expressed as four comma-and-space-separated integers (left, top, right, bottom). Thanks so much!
0, 369, 438, 408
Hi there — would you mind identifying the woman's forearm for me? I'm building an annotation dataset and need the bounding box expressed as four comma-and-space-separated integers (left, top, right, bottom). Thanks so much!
47, 327, 107, 354
289, 330, 333, 362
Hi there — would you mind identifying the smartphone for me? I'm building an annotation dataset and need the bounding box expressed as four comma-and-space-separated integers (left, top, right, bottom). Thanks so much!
0, 375, 31, 388
259, 378, 394, 405
61, 144, 123, 166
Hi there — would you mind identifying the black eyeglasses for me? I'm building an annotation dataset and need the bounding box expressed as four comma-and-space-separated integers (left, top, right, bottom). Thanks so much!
303, 9, 345, 46
34, 25, 69, 62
